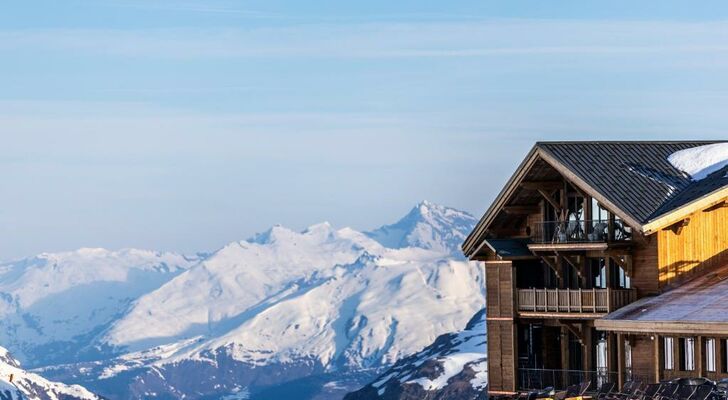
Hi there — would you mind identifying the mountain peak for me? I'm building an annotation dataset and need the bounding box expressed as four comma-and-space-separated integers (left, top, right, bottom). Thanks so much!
365, 202, 477, 257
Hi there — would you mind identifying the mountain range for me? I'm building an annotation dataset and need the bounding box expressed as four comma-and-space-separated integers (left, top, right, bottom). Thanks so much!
0, 201, 485, 399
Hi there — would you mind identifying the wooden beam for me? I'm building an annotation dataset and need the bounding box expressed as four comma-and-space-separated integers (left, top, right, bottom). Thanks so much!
520, 180, 563, 190
540, 255, 561, 279
703, 200, 728, 212
537, 188, 562, 212
609, 254, 632, 277
559, 253, 583, 278
560, 320, 585, 345
503, 205, 540, 214
663, 218, 690, 235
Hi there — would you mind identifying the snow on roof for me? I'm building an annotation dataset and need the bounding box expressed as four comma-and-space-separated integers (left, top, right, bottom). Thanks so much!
601, 263, 728, 325
668, 143, 728, 181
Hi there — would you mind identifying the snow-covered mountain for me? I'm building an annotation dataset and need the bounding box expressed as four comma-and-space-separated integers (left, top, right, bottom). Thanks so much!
0, 248, 202, 365
0, 346, 100, 400
366, 201, 477, 257
345, 310, 487, 400
6, 202, 484, 400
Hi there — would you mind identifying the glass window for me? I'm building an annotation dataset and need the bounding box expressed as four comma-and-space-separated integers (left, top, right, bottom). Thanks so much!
664, 337, 674, 370
625, 339, 633, 376
680, 337, 695, 371
706, 338, 717, 372
591, 198, 609, 221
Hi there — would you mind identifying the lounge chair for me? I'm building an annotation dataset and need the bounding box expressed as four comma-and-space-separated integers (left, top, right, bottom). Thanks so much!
593, 382, 616, 400
689, 385, 715, 400
636, 383, 663, 400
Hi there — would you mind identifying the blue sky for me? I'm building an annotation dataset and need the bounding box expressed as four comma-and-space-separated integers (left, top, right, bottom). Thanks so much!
2, 1, 728, 258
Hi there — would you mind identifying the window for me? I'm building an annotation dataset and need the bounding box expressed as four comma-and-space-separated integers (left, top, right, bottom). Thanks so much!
625, 340, 633, 377
591, 198, 609, 221
679, 337, 695, 371
706, 338, 717, 372
664, 337, 674, 370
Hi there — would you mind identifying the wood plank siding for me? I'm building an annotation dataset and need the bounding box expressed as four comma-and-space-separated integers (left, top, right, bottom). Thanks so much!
485, 261, 518, 392
630, 238, 659, 296
657, 197, 728, 287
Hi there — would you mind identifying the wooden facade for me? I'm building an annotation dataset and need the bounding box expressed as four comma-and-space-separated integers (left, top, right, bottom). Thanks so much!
464, 142, 728, 395
656, 201, 728, 288
485, 261, 518, 392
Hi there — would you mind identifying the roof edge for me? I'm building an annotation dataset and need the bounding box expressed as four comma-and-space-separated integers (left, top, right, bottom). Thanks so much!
641, 186, 728, 234
462, 145, 540, 257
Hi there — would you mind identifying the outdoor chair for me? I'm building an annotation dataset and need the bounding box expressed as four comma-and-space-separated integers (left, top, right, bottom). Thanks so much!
554, 383, 581, 400
588, 222, 607, 241
593, 382, 616, 400
606, 380, 642, 400
689, 385, 715, 400
656, 383, 678, 400
636, 383, 663, 400
673, 384, 698, 400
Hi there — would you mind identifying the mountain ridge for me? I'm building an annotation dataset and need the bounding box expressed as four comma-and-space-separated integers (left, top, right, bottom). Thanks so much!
0, 201, 483, 400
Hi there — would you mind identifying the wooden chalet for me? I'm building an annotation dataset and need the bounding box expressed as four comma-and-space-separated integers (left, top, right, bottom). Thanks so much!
462, 141, 728, 396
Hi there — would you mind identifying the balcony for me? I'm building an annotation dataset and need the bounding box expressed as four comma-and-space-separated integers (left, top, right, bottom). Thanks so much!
517, 288, 636, 317
530, 219, 631, 244
518, 368, 618, 391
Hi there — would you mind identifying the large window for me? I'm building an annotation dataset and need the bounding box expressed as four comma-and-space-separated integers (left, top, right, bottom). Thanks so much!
706, 338, 717, 373
664, 337, 674, 370
679, 337, 696, 371
591, 198, 609, 221
625, 340, 633, 377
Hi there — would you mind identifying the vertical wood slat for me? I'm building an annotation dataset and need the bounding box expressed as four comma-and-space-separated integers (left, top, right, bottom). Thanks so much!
516, 288, 635, 314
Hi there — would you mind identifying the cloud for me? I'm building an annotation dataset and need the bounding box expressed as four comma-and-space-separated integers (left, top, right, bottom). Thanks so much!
3, 19, 728, 59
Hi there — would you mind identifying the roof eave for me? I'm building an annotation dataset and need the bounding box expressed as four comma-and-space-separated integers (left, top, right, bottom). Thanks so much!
641, 186, 728, 235
462, 145, 541, 258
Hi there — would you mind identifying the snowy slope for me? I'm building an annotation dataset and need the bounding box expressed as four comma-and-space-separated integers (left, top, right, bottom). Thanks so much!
164, 247, 483, 369
668, 142, 728, 180
103, 224, 381, 351
365, 201, 477, 257
0, 346, 100, 400
345, 309, 486, 400
0, 248, 201, 365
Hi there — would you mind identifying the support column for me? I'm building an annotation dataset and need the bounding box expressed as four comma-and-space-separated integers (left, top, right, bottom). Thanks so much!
697, 336, 703, 377
582, 326, 593, 373
617, 333, 625, 389
561, 326, 570, 387
654, 335, 661, 383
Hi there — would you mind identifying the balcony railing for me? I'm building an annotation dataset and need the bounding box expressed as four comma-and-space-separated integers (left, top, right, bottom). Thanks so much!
517, 288, 636, 315
530, 219, 631, 244
518, 368, 619, 391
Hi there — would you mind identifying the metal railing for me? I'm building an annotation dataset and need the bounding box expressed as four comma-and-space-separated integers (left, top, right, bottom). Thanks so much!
531, 219, 632, 244
518, 368, 618, 391
517, 288, 636, 314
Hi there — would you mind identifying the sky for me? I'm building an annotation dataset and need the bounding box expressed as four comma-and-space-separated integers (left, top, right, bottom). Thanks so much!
2, 1, 728, 259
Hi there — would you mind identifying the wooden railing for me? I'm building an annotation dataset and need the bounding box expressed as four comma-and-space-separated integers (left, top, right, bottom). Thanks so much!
517, 288, 636, 315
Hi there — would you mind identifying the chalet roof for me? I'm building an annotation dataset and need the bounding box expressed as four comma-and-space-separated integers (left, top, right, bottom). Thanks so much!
463, 141, 728, 257
482, 238, 532, 259
595, 263, 728, 334
538, 141, 727, 224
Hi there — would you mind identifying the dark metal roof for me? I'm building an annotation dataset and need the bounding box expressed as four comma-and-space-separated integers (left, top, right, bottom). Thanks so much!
537, 141, 727, 224
483, 238, 532, 259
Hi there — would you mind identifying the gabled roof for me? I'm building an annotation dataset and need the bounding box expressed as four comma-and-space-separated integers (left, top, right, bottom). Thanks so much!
463, 141, 728, 257
595, 263, 728, 334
